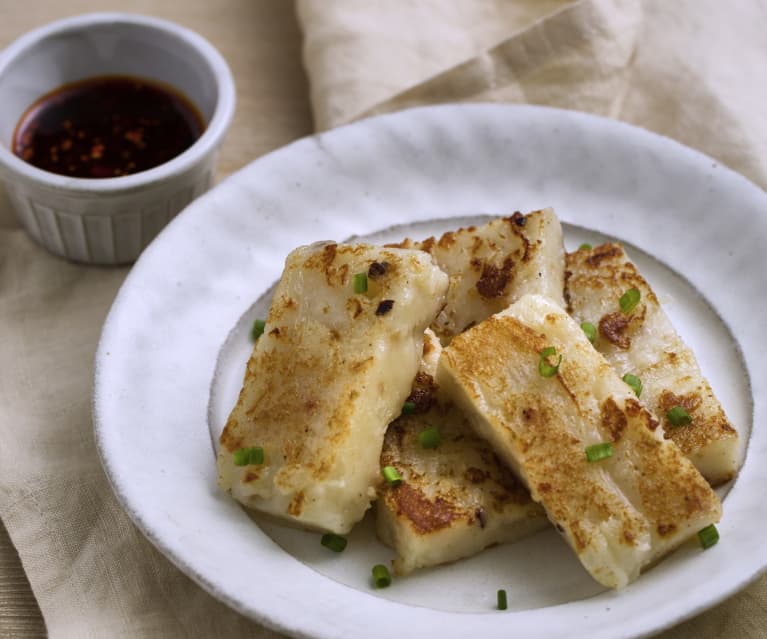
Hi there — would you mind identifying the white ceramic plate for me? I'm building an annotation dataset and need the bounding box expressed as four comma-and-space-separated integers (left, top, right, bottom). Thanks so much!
94, 104, 767, 639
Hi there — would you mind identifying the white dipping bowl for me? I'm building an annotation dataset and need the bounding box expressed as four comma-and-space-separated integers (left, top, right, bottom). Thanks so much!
0, 13, 235, 264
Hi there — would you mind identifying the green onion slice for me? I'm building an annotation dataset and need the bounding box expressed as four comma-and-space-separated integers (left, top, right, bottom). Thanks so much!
538, 346, 562, 378
381, 465, 403, 486
372, 564, 392, 588
667, 406, 692, 427
585, 442, 614, 462
418, 426, 441, 449
698, 524, 719, 549
497, 589, 508, 610
251, 318, 266, 340
401, 401, 416, 415
233, 446, 264, 466
622, 373, 643, 397
619, 287, 641, 313
320, 533, 348, 553
352, 272, 368, 294
578, 243, 592, 251
581, 322, 597, 343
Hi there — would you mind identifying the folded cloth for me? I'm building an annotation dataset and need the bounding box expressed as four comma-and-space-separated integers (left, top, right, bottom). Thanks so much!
0, 3, 310, 638
295, 1, 767, 637
0, 220, 280, 638
3, 2, 765, 637
297, 0, 572, 129
298, 0, 767, 192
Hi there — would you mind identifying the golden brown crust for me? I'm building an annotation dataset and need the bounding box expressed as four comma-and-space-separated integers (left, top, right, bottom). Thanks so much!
379, 393, 542, 542
599, 311, 632, 349
565, 243, 740, 486
658, 389, 737, 456
387, 209, 564, 342
438, 294, 722, 588
405, 372, 438, 414
474, 256, 515, 299
217, 241, 449, 533
287, 492, 305, 516
601, 396, 628, 442
382, 482, 461, 534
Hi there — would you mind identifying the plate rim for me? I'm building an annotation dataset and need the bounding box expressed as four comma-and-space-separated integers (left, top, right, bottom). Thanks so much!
93, 102, 767, 639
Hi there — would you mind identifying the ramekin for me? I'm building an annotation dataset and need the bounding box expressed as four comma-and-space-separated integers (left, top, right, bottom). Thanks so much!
0, 12, 235, 264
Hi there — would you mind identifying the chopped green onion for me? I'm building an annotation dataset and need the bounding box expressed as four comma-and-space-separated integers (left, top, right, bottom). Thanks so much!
418, 426, 441, 449
251, 318, 266, 340
538, 346, 562, 378
352, 272, 368, 294
578, 243, 592, 251
401, 401, 416, 415
497, 589, 508, 610
697, 524, 719, 549
320, 533, 348, 553
382, 465, 403, 486
581, 322, 597, 343
585, 442, 614, 462
622, 373, 643, 398
372, 564, 392, 588
233, 446, 264, 466
619, 287, 641, 313
667, 406, 692, 427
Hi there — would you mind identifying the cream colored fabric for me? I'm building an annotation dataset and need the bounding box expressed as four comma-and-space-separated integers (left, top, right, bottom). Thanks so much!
0, 235, 274, 638
2, 1, 766, 638
297, 0, 572, 129
298, 0, 767, 192
295, 1, 767, 637
0, 1, 311, 637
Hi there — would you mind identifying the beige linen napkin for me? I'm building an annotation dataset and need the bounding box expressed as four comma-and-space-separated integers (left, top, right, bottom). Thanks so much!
0, 1, 311, 637
0, 225, 270, 639
2, 1, 765, 638
298, 0, 767, 191
296, 0, 767, 637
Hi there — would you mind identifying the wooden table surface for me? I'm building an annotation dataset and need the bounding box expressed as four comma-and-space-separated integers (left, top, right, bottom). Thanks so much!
0, 2, 313, 635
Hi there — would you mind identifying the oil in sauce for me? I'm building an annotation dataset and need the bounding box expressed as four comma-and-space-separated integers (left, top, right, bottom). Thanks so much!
13, 75, 205, 179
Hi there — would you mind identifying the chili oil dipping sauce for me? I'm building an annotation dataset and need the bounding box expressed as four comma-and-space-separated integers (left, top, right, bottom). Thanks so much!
13, 75, 205, 179
0, 12, 235, 264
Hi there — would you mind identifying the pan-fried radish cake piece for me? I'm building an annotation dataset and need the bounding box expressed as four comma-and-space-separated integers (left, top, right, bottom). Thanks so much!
376, 330, 548, 575
390, 208, 564, 343
217, 242, 449, 534
376, 210, 562, 572
565, 243, 739, 485
438, 294, 721, 589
